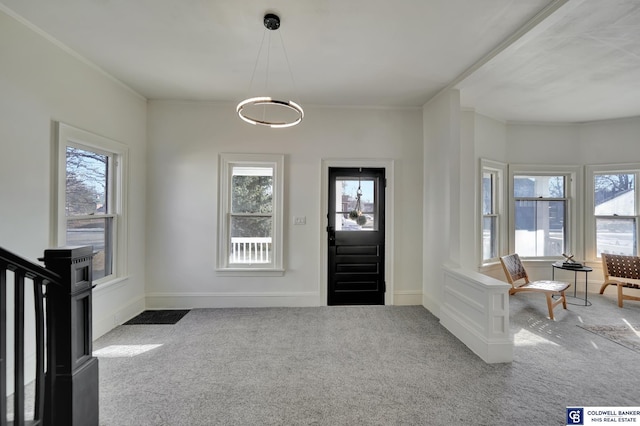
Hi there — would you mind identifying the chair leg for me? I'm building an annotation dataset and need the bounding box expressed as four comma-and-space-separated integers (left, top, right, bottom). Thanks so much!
599, 283, 610, 294
560, 291, 567, 309
545, 294, 555, 320
618, 284, 624, 308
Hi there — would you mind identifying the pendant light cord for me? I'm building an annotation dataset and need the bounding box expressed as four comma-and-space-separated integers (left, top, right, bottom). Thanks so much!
278, 29, 301, 105
245, 28, 268, 97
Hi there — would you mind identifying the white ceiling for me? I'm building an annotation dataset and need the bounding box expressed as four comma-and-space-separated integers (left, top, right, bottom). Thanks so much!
457, 0, 640, 123
2, 0, 640, 123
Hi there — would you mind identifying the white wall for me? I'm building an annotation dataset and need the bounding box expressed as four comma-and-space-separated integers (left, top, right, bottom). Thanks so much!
479, 115, 640, 173
145, 101, 424, 308
578, 117, 640, 165
460, 111, 478, 269
505, 122, 580, 164
422, 90, 462, 315
0, 10, 148, 341
475, 113, 507, 162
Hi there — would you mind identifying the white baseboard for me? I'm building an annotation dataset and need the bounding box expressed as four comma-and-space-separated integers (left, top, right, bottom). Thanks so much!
422, 293, 440, 318
440, 305, 513, 363
93, 295, 145, 339
145, 291, 321, 309
394, 290, 422, 305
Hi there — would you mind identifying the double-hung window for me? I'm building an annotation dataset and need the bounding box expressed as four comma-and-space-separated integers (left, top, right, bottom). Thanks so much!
55, 123, 128, 284
586, 164, 638, 259
509, 165, 580, 258
217, 153, 284, 274
480, 159, 506, 264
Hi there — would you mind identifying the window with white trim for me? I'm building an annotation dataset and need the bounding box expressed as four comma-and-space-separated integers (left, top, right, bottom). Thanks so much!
217, 154, 284, 274
586, 164, 638, 260
509, 165, 580, 259
480, 159, 506, 264
55, 123, 128, 284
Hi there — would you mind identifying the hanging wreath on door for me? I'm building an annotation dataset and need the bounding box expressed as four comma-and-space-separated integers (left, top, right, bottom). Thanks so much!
349, 177, 368, 226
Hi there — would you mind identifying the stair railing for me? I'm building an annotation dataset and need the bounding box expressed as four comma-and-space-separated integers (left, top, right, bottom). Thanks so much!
1, 246, 98, 426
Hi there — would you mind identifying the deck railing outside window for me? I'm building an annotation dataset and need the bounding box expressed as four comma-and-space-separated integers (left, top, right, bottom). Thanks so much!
230, 238, 272, 264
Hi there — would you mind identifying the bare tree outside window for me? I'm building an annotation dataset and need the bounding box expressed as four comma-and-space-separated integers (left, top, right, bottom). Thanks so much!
65, 146, 113, 279
594, 173, 636, 256
66, 147, 108, 214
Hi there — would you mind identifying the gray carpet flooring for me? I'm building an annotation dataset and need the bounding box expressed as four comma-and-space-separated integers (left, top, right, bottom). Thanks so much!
94, 291, 640, 426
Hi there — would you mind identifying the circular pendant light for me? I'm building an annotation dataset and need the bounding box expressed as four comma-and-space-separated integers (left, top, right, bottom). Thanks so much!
237, 14, 304, 128
236, 97, 304, 128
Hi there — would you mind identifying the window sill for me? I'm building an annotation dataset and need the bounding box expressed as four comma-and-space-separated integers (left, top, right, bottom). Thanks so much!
216, 268, 285, 277
479, 260, 501, 270
93, 275, 129, 293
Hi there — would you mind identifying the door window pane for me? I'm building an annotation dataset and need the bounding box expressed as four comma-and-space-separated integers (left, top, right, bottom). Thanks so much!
334, 178, 376, 231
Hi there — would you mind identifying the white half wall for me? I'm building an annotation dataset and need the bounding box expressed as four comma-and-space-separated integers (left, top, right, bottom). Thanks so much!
440, 265, 513, 363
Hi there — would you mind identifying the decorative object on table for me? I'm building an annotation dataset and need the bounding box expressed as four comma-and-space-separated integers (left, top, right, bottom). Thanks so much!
561, 252, 583, 268
551, 261, 593, 306
236, 13, 304, 128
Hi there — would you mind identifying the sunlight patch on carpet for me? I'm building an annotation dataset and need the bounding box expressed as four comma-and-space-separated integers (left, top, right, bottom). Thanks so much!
94, 344, 163, 358
513, 328, 560, 347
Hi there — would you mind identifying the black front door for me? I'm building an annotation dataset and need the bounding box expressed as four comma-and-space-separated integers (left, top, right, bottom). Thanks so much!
327, 167, 385, 305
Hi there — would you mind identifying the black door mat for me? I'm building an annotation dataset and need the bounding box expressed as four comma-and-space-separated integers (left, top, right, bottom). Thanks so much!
124, 310, 190, 325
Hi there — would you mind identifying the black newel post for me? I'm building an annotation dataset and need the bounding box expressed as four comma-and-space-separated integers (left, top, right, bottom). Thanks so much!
43, 246, 99, 426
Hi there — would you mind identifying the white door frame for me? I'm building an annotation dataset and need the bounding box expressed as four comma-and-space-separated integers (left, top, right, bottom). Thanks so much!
320, 158, 395, 306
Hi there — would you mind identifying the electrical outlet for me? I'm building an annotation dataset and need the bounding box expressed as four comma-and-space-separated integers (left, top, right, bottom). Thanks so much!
293, 216, 306, 225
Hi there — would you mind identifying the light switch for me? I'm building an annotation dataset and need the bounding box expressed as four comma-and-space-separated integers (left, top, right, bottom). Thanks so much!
293, 216, 306, 225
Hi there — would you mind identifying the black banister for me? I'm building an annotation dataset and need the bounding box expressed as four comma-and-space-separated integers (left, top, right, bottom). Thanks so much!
1, 246, 98, 426
0, 248, 61, 286
42, 246, 99, 426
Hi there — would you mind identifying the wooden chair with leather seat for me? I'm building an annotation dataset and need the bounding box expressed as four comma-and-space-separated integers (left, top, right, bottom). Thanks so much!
599, 253, 640, 307
499, 253, 570, 320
